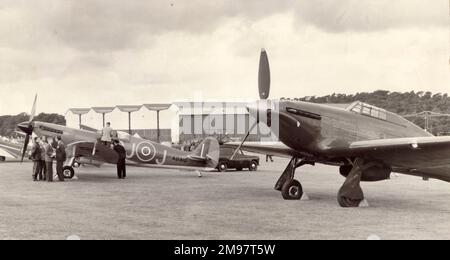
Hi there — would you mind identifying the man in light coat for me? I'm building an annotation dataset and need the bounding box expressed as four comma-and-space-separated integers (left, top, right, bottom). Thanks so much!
43, 137, 55, 182
101, 122, 113, 146
30, 137, 42, 181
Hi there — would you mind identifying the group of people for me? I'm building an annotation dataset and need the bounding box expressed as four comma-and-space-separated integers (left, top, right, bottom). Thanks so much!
28, 122, 127, 182
30, 136, 66, 182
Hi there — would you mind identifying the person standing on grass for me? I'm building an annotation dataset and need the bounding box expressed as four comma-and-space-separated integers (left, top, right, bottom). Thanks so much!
55, 136, 66, 182
113, 140, 127, 179
39, 138, 46, 181
43, 137, 55, 182
30, 137, 42, 181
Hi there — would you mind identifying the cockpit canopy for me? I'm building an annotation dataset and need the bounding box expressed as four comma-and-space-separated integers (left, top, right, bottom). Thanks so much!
346, 101, 387, 120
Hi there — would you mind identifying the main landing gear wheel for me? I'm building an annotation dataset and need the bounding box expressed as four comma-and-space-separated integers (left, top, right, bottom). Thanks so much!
281, 179, 303, 200
275, 157, 313, 200
337, 196, 362, 208
217, 162, 228, 172
337, 158, 365, 208
249, 161, 258, 171
63, 166, 75, 179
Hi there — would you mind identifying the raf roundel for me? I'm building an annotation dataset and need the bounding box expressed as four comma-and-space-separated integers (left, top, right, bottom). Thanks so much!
136, 141, 157, 162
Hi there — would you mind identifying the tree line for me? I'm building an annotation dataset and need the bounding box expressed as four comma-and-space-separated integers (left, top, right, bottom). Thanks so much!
0, 113, 66, 137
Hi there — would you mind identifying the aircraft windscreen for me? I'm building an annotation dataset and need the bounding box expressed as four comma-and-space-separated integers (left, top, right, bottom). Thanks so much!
347, 101, 387, 120
117, 131, 132, 143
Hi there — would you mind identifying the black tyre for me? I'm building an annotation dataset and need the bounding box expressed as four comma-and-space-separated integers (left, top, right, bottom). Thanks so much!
63, 166, 75, 179
217, 162, 228, 172
248, 161, 258, 171
337, 195, 362, 208
281, 179, 303, 200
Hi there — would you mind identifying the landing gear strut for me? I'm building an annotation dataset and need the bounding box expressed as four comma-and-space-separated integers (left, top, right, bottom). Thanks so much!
337, 158, 365, 207
275, 157, 314, 200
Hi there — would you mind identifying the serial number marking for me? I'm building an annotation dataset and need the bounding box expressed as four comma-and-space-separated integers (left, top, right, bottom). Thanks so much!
174, 244, 276, 257
218, 244, 276, 255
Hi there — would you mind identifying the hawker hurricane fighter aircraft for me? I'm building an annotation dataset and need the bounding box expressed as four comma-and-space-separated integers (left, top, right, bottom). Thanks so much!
17, 98, 219, 179
229, 49, 450, 207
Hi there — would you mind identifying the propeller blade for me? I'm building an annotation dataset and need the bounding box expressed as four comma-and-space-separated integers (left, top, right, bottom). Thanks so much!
18, 94, 37, 162
230, 49, 272, 160
21, 134, 30, 163
258, 49, 270, 100
230, 121, 258, 160
29, 94, 37, 122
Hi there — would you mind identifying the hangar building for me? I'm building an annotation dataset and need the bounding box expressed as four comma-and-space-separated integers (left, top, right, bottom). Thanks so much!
65, 102, 271, 144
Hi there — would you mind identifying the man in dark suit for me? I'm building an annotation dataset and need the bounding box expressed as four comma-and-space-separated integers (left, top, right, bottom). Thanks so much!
113, 140, 127, 179
55, 136, 66, 182
39, 138, 46, 181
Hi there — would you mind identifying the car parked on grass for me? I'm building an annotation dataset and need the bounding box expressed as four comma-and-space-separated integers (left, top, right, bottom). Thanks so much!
217, 146, 260, 172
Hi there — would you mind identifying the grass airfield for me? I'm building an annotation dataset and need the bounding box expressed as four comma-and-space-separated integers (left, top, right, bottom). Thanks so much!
1, 158, 450, 240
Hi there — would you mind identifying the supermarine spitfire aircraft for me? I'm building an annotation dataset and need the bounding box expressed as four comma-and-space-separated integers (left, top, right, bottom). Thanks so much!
229, 49, 450, 207
17, 97, 220, 179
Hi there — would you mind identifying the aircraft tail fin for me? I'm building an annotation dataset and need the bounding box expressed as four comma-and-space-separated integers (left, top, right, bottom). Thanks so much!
189, 137, 220, 168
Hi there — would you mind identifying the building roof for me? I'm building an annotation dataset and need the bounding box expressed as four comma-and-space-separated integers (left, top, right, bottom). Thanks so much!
173, 102, 249, 115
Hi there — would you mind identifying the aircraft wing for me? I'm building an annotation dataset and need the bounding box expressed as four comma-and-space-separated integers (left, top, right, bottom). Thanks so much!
125, 161, 217, 172
223, 142, 297, 158
225, 137, 450, 182
67, 141, 119, 165
0, 140, 22, 160
341, 136, 450, 182
66, 142, 214, 171
0, 148, 15, 159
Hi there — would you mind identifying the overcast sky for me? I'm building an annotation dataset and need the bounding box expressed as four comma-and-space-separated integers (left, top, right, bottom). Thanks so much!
0, 0, 449, 115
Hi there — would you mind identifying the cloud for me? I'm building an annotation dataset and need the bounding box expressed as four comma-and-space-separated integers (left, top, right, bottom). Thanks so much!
50, 0, 450, 51
46, 0, 291, 51
0, 1, 448, 116
2, 0, 447, 52
294, 0, 449, 32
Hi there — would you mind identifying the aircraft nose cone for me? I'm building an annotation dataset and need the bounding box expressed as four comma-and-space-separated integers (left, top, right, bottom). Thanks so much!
17, 122, 33, 135
246, 101, 258, 115
17, 122, 28, 131
246, 100, 273, 119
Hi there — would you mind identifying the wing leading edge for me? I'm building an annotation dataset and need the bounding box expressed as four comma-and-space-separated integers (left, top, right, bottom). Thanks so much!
224, 142, 296, 158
